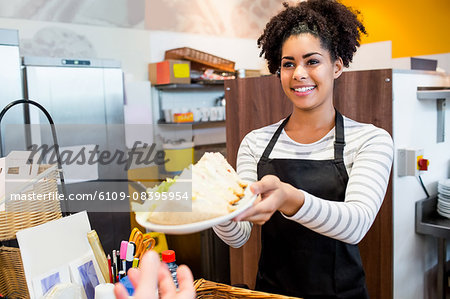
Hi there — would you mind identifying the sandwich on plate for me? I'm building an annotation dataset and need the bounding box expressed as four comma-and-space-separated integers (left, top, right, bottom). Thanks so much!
132, 152, 248, 225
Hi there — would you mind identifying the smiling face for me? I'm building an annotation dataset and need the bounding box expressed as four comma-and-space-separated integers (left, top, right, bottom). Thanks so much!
280, 33, 343, 112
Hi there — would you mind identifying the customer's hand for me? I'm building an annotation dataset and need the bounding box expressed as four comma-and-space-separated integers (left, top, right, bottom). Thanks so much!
233, 175, 304, 225
114, 250, 195, 299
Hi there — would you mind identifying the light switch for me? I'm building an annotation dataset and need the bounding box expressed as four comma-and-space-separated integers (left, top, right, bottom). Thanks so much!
397, 149, 424, 177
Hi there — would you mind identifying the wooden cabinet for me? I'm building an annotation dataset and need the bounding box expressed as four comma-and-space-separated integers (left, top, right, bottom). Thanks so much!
224, 76, 292, 168
334, 69, 393, 299
224, 70, 393, 299
224, 75, 292, 288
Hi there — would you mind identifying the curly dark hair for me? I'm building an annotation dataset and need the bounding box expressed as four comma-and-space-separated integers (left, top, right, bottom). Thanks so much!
257, 0, 367, 73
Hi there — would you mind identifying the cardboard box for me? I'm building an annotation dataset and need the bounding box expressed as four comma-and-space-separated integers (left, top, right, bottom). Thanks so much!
148, 59, 190, 85
173, 112, 194, 123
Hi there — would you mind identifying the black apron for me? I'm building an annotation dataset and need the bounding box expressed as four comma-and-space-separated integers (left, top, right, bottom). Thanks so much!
255, 111, 369, 299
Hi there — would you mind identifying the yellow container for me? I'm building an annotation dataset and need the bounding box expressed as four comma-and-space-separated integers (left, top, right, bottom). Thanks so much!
145, 232, 168, 255
163, 141, 194, 173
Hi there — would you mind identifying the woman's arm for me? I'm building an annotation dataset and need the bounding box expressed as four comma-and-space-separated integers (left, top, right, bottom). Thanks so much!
235, 128, 393, 245
289, 129, 393, 244
212, 132, 258, 248
213, 220, 253, 248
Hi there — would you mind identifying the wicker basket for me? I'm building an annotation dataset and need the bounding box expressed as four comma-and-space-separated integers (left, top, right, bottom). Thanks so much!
0, 246, 29, 299
0, 163, 62, 298
165, 47, 235, 73
0, 164, 62, 241
194, 279, 302, 299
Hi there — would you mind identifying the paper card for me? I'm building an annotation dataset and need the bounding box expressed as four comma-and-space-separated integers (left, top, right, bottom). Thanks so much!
16, 211, 93, 299
41, 283, 83, 299
173, 63, 189, 78
5, 150, 39, 175
31, 265, 71, 298
69, 252, 105, 299
2, 151, 40, 196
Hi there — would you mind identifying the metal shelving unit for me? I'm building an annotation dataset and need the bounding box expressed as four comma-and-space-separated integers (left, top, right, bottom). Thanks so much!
415, 197, 450, 299
153, 81, 225, 124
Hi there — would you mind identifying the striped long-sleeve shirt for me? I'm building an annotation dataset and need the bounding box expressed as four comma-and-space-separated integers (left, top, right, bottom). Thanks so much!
213, 116, 393, 247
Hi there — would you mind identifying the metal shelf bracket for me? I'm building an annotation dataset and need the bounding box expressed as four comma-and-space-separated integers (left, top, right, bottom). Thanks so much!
417, 87, 450, 143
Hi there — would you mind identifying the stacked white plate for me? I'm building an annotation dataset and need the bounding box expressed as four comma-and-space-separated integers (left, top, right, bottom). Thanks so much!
437, 179, 450, 218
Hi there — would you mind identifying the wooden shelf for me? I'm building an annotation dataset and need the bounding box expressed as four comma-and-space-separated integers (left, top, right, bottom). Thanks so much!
157, 119, 225, 126
417, 86, 449, 143
417, 86, 450, 100
416, 197, 450, 238
155, 81, 224, 90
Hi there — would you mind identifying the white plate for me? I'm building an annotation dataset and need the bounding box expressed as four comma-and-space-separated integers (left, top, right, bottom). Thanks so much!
437, 203, 450, 210
438, 183, 450, 190
438, 179, 450, 188
437, 209, 450, 219
438, 194, 450, 202
438, 188, 450, 196
135, 187, 257, 235
438, 199, 450, 206
438, 194, 450, 200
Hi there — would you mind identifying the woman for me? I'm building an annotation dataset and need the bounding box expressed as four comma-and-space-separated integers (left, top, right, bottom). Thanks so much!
213, 1, 393, 298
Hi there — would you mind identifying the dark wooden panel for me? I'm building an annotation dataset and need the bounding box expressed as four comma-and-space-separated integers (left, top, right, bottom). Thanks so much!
334, 69, 393, 134
229, 225, 261, 288
334, 69, 393, 299
224, 76, 292, 169
225, 75, 291, 288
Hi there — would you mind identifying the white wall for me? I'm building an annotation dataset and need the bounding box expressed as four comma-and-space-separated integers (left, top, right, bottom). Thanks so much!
148, 30, 265, 70
0, 18, 266, 82
392, 70, 450, 299
346, 40, 393, 71
0, 17, 152, 81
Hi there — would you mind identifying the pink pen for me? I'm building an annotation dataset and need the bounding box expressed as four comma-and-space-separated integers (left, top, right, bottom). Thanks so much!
120, 241, 128, 274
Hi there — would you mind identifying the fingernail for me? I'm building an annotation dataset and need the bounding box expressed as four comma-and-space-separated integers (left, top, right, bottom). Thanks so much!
250, 185, 259, 194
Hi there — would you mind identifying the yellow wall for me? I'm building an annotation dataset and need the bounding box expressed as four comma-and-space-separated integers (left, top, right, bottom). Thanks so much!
341, 0, 450, 58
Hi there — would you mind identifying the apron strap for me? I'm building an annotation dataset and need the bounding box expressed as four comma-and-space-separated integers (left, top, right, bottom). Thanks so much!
261, 115, 290, 160
334, 110, 345, 163
261, 110, 345, 162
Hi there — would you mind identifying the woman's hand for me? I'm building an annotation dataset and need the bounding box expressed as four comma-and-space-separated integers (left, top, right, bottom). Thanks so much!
233, 175, 304, 225
114, 250, 196, 299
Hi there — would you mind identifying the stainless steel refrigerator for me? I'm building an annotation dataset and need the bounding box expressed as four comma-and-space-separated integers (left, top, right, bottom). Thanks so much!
0, 29, 25, 153
22, 56, 130, 252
